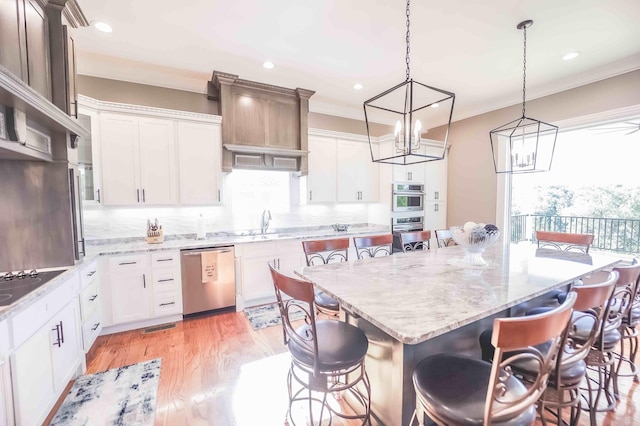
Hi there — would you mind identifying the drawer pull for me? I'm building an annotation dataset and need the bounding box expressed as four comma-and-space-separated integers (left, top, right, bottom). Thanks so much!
89, 294, 98, 301
156, 258, 173, 262
159, 302, 175, 307
91, 322, 101, 331
119, 261, 137, 266
158, 278, 174, 283
87, 270, 96, 277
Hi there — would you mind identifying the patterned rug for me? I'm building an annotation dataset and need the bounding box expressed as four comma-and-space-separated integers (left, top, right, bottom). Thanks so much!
50, 358, 161, 426
244, 302, 306, 330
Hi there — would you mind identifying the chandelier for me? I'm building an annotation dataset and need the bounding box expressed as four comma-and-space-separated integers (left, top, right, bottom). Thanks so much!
363, 0, 455, 165
490, 20, 558, 173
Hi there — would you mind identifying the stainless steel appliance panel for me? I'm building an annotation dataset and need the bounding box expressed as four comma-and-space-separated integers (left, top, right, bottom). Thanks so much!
181, 246, 236, 315
392, 183, 425, 212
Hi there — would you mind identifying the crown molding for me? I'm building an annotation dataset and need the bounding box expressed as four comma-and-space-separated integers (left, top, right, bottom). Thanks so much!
308, 128, 371, 143
77, 94, 222, 123
62, 0, 89, 27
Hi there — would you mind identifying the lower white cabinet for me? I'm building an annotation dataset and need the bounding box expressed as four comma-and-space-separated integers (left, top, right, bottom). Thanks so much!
79, 260, 102, 352
425, 201, 447, 248
0, 320, 13, 426
9, 272, 82, 426
239, 240, 306, 307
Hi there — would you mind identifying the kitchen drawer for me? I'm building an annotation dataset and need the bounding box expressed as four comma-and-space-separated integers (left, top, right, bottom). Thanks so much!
152, 269, 181, 293
80, 260, 98, 289
153, 291, 183, 317
108, 254, 148, 273
11, 275, 76, 348
80, 279, 99, 320
240, 241, 278, 259
81, 308, 102, 352
151, 251, 179, 269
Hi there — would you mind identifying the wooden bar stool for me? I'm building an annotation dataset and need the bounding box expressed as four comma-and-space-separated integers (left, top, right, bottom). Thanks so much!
301, 238, 350, 317
399, 230, 431, 252
269, 265, 371, 425
411, 292, 576, 425
353, 234, 392, 259
536, 230, 594, 253
434, 229, 456, 248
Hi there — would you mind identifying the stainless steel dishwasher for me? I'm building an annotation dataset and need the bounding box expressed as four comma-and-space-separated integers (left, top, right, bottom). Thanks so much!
181, 246, 236, 316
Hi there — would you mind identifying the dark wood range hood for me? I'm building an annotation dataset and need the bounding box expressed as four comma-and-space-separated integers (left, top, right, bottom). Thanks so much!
207, 70, 314, 173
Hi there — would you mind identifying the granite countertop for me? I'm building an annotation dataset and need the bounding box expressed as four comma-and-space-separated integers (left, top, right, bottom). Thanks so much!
0, 224, 389, 322
296, 243, 622, 345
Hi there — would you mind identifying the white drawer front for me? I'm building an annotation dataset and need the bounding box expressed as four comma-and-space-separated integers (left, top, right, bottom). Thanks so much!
153, 292, 183, 317
152, 269, 181, 293
80, 260, 98, 288
240, 241, 278, 259
151, 252, 179, 269
11, 276, 75, 348
80, 280, 100, 321
108, 254, 148, 273
81, 308, 102, 353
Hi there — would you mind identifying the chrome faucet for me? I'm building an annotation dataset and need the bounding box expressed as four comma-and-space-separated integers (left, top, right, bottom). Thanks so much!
260, 209, 272, 235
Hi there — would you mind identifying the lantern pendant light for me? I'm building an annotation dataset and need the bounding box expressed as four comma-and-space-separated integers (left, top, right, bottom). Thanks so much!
363, 0, 455, 165
490, 20, 558, 174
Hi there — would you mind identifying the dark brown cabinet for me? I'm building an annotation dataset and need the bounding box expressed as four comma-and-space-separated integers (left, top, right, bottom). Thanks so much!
0, 0, 26, 79
63, 25, 77, 117
23, 0, 51, 100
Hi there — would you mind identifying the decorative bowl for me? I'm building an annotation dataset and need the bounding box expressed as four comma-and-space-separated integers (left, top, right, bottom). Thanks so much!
451, 224, 501, 266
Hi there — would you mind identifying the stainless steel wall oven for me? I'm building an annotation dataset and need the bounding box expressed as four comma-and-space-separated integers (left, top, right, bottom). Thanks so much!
392, 183, 425, 212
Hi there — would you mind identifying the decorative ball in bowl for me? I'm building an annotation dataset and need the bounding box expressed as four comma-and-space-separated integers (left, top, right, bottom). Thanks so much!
451, 222, 501, 266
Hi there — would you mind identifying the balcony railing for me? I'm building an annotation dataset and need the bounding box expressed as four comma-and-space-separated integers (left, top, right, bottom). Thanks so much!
511, 214, 640, 255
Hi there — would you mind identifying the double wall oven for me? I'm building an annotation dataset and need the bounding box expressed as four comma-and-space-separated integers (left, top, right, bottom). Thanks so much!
391, 182, 426, 252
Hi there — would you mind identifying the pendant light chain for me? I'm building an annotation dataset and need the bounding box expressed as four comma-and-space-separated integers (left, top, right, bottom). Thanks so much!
405, 0, 411, 81
522, 24, 527, 118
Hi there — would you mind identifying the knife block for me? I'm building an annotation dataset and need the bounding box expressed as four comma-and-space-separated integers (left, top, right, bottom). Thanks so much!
146, 228, 164, 244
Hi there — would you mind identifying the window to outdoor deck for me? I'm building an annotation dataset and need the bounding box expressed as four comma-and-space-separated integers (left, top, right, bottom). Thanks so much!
511, 116, 640, 256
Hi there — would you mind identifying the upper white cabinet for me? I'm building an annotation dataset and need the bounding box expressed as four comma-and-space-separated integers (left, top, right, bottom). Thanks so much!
177, 121, 222, 205
336, 139, 378, 202
307, 135, 337, 203
100, 113, 177, 205
424, 154, 447, 201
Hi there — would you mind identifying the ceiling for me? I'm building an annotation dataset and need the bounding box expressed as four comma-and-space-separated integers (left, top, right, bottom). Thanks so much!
74, 0, 640, 127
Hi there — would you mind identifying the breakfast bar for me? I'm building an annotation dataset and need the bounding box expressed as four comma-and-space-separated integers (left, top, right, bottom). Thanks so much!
296, 242, 621, 426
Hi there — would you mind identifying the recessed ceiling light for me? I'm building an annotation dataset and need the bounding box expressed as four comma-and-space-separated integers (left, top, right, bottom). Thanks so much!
562, 51, 580, 61
92, 21, 113, 33
430, 103, 440, 108
262, 61, 275, 69
353, 83, 363, 90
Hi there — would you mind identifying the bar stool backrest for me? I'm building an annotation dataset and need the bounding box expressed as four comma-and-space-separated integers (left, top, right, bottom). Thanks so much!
434, 229, 456, 248
400, 230, 432, 252
486, 292, 576, 424
353, 234, 393, 259
613, 262, 640, 324
536, 231, 594, 253
302, 238, 349, 266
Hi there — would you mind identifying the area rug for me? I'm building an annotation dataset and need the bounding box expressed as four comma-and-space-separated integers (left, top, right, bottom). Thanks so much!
244, 302, 306, 330
50, 358, 161, 426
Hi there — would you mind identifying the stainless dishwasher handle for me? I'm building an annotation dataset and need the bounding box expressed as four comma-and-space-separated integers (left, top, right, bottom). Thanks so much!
182, 249, 232, 256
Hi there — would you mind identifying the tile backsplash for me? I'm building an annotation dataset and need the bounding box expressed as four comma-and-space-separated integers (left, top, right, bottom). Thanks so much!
84, 203, 390, 241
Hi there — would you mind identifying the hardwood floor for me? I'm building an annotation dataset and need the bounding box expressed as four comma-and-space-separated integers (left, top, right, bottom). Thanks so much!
45, 310, 640, 425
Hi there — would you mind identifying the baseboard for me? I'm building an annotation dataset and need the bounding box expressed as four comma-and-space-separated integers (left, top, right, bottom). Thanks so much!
100, 314, 183, 335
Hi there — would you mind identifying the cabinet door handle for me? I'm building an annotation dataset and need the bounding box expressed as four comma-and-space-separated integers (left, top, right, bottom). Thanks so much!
96, 189, 101, 203
59, 320, 65, 344
408, 172, 412, 181
92, 322, 101, 331
143, 189, 146, 202
89, 294, 98, 301
158, 278, 174, 283
434, 203, 439, 212
277, 258, 280, 269
434, 191, 439, 200
137, 189, 140, 202
52, 323, 62, 347
119, 261, 137, 265
159, 302, 175, 307
156, 258, 173, 262
143, 273, 146, 289
87, 270, 96, 277
218, 189, 221, 202
309, 190, 312, 201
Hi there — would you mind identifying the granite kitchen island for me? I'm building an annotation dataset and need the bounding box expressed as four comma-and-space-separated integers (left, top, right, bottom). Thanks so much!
296, 242, 621, 425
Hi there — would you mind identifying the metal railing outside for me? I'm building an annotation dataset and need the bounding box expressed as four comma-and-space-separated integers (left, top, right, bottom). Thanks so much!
511, 214, 640, 255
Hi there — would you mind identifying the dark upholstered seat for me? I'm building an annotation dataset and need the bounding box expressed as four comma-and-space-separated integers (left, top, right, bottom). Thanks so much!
412, 292, 576, 426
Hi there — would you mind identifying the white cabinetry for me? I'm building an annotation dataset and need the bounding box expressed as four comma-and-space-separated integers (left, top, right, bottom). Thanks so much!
79, 259, 102, 352
100, 113, 178, 205
336, 139, 378, 202
9, 272, 81, 426
0, 320, 12, 426
424, 156, 447, 201
177, 121, 223, 204
307, 136, 337, 203
150, 251, 183, 317
108, 254, 152, 324
239, 240, 306, 307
